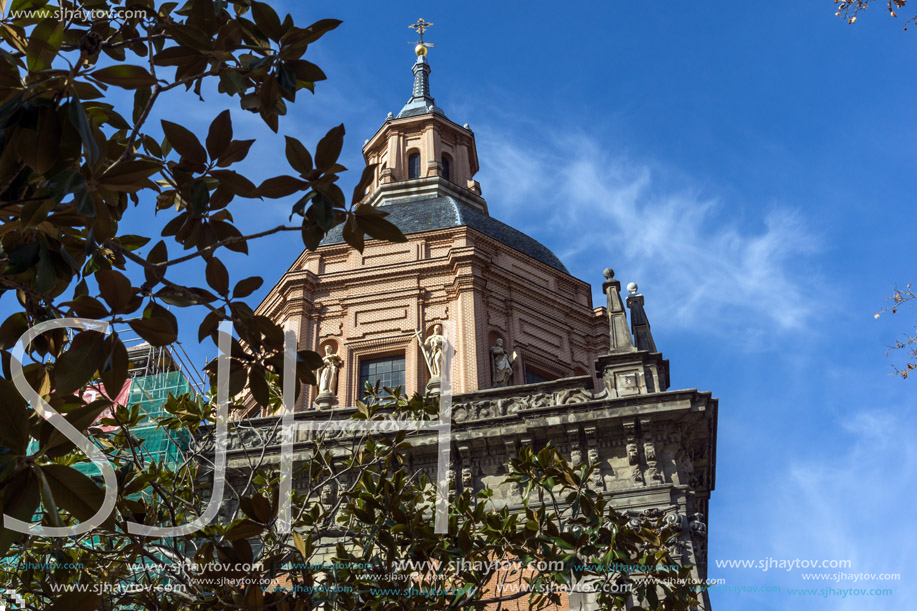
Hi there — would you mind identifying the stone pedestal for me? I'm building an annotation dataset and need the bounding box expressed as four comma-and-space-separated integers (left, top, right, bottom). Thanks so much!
313, 391, 337, 410
426, 376, 441, 394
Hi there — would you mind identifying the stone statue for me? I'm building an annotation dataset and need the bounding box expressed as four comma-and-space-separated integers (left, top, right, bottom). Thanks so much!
415, 324, 447, 391
314, 345, 343, 409
489, 338, 517, 388
318, 345, 343, 393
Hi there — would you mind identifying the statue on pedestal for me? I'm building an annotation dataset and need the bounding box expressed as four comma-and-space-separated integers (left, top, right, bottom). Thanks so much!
415, 323, 447, 392
489, 338, 517, 388
314, 345, 343, 409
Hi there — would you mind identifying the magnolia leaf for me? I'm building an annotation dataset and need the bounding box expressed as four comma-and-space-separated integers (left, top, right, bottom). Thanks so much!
41, 464, 116, 530
314, 123, 344, 171
91, 65, 157, 89
161, 120, 207, 165
128, 303, 178, 346
206, 109, 233, 160
284, 136, 312, 175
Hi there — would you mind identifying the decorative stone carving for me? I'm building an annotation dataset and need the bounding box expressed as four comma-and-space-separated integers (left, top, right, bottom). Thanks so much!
556, 388, 591, 405
501, 397, 525, 415
320, 484, 335, 505
507, 480, 520, 499
587, 447, 604, 490
314, 345, 343, 409
444, 460, 456, 502
490, 338, 517, 388
461, 467, 473, 492
689, 513, 708, 566
527, 392, 553, 408
571, 449, 583, 466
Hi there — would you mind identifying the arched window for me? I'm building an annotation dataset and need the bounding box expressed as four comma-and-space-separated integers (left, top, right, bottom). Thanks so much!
441, 154, 451, 181
407, 152, 421, 179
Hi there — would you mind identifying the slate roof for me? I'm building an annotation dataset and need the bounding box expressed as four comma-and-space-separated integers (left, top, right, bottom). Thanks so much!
320, 196, 570, 274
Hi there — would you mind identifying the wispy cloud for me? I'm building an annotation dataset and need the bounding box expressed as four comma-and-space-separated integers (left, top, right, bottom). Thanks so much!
475, 126, 822, 343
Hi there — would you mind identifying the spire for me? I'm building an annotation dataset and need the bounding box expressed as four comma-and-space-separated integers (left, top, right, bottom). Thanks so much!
626, 282, 658, 353
398, 18, 445, 119
602, 268, 636, 353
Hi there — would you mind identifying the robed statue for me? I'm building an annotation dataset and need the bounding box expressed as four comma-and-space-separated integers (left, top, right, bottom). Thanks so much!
490, 338, 517, 388
314, 345, 343, 408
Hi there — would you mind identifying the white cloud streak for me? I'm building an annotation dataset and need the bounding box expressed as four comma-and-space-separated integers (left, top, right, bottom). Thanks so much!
475, 127, 822, 344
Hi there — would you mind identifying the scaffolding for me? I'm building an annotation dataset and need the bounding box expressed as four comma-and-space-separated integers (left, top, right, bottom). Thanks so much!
74, 339, 206, 476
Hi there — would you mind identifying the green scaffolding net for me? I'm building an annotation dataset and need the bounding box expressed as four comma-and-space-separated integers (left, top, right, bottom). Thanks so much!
126, 371, 193, 466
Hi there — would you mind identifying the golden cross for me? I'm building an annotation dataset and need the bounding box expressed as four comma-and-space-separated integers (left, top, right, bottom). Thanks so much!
409, 18, 434, 44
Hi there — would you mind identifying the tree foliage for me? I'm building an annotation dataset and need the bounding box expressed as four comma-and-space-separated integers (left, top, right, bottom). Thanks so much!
0, 1, 702, 609
835, 0, 916, 29
875, 283, 917, 379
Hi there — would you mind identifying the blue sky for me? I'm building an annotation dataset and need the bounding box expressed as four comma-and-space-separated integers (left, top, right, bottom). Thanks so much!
200, 3, 917, 609
6, 2, 917, 608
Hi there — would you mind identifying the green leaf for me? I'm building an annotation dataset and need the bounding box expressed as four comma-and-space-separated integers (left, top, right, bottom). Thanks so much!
312, 193, 334, 232
225, 518, 264, 540
117, 235, 152, 251
19, 108, 61, 173
68, 95, 99, 164
206, 257, 229, 295
34, 464, 63, 528
206, 109, 232, 160
0, 469, 40, 556
251, 1, 282, 40
217, 139, 255, 167
189, 178, 209, 216
46, 591, 103, 611
49, 170, 92, 216
314, 123, 344, 171
133, 87, 152, 124
98, 160, 161, 192
210, 170, 258, 197
258, 175, 307, 198
292, 531, 307, 557
128, 303, 178, 346
153, 45, 204, 67
40, 399, 112, 458
0, 378, 30, 454
300, 221, 323, 251
161, 120, 207, 165
95, 269, 133, 312
297, 18, 342, 46
41, 464, 115, 530
26, 18, 64, 72
341, 215, 363, 253
284, 136, 312, 175
54, 330, 106, 395
285, 59, 326, 83
355, 208, 407, 244
91, 65, 157, 89
351, 163, 377, 204
232, 276, 263, 299
249, 367, 270, 407
99, 334, 129, 396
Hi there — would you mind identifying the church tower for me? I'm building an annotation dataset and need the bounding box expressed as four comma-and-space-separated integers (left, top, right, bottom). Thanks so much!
251, 22, 717, 609
256, 24, 611, 409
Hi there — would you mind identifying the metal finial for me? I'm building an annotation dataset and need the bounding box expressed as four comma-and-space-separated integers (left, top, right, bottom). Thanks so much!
409, 18, 433, 42
409, 18, 436, 56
